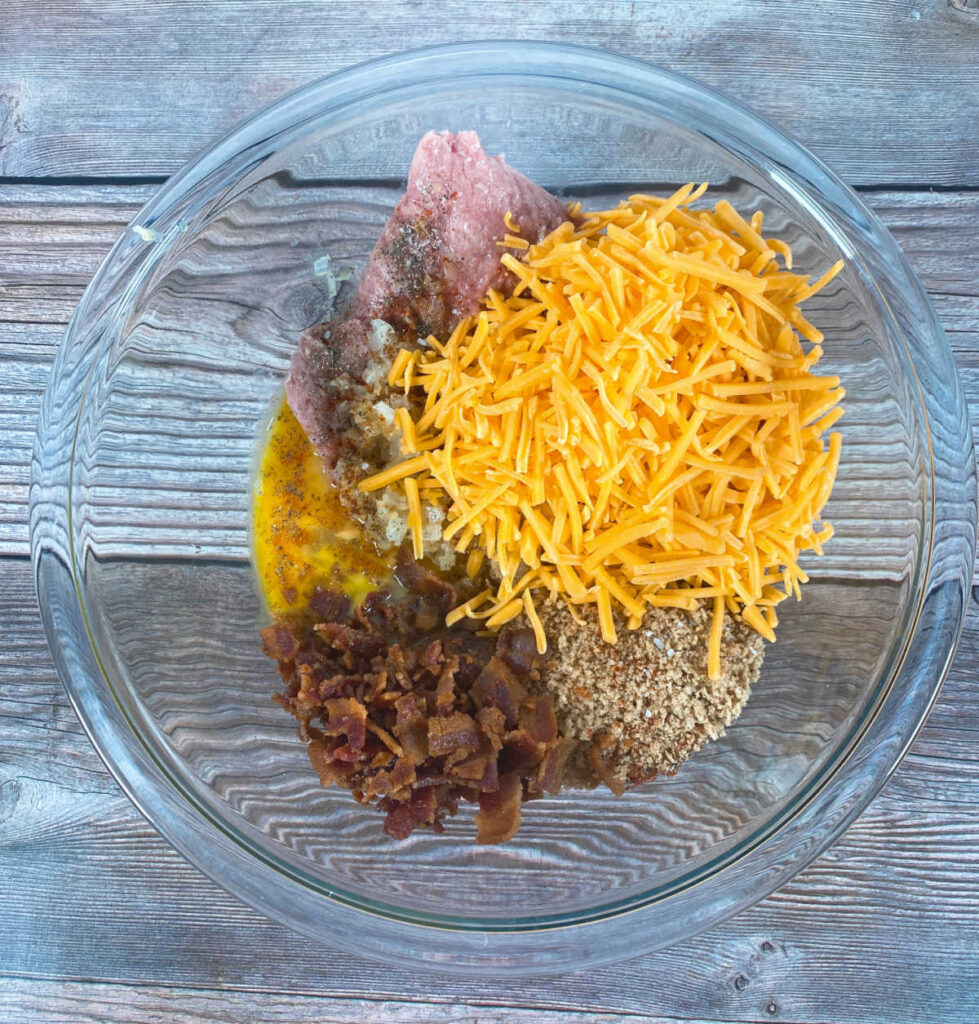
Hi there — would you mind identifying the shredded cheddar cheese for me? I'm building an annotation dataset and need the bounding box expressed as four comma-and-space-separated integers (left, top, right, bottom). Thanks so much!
361, 185, 844, 679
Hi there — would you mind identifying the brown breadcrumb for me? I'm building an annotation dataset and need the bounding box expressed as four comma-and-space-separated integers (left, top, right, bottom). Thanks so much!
533, 600, 765, 788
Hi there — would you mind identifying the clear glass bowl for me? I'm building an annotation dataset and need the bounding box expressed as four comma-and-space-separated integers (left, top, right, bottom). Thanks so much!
30, 42, 976, 974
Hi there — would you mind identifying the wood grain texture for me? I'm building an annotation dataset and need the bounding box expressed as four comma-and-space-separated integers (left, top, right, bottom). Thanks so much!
1, 549, 978, 1024
0, 184, 151, 554
1, 1, 977, 185
2, 186, 976, 562
2, 2, 979, 1018
1, 979, 726, 1024
2, 194, 978, 1023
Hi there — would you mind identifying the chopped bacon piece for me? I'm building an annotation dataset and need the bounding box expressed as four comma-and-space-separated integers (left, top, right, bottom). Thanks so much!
475, 772, 523, 845
445, 752, 489, 782
262, 552, 573, 844
321, 697, 368, 751
520, 694, 557, 745
427, 712, 480, 757
381, 802, 417, 840
395, 543, 456, 605
316, 674, 359, 701
420, 639, 443, 672
471, 657, 527, 728
393, 721, 428, 766
307, 738, 355, 788
588, 738, 626, 798
309, 589, 352, 624
314, 621, 386, 658
496, 628, 545, 677
500, 728, 543, 774
389, 756, 416, 793
530, 738, 577, 796
412, 596, 443, 633
367, 719, 402, 755
445, 735, 500, 792
434, 655, 459, 709
260, 624, 299, 661
364, 756, 416, 801
385, 647, 411, 691
476, 706, 506, 751
383, 786, 439, 840
394, 692, 425, 727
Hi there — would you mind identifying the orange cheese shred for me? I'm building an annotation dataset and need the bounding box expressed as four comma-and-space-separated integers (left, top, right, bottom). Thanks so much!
360, 185, 845, 678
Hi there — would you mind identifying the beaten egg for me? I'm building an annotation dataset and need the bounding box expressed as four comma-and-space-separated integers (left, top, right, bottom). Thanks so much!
252, 399, 390, 616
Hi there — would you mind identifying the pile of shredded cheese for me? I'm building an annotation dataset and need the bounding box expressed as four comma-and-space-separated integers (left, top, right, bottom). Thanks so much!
360, 185, 844, 679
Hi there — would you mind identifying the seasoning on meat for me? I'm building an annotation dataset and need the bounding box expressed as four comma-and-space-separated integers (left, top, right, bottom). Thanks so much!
286, 130, 568, 473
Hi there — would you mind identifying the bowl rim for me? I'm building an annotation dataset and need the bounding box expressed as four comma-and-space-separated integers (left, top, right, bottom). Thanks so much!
31, 39, 977, 973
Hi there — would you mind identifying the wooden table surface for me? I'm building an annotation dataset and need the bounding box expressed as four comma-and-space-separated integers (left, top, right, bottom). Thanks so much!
2, 3, 978, 1022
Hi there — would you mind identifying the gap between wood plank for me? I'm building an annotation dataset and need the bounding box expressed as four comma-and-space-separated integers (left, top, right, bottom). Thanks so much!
0, 176, 169, 187
3, 176, 979, 193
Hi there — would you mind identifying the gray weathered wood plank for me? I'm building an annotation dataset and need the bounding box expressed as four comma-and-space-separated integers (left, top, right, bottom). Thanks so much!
3, 186, 976, 563
2, 3, 979, 1021
0, 978, 715, 1024
1, 555, 978, 1024
1, 1, 977, 185
0, 184, 152, 553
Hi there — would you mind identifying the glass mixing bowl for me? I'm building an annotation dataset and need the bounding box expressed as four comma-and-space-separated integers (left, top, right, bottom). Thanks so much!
30, 42, 976, 974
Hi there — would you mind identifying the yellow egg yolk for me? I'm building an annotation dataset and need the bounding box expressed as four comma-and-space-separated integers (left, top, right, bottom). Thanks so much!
252, 399, 390, 616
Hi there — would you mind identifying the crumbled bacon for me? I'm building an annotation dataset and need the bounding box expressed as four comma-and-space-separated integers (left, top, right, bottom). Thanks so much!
500, 728, 542, 774
471, 657, 527, 728
476, 706, 506, 751
475, 771, 523, 845
588, 737, 626, 798
261, 563, 576, 844
530, 738, 577, 797
307, 736, 355, 788
445, 741, 492, 783
366, 719, 402, 755
427, 712, 480, 757
382, 787, 439, 840
393, 726, 428, 767
394, 691, 425, 726
395, 543, 455, 606
435, 655, 459, 709
521, 694, 557, 745
314, 621, 386, 658
260, 624, 299, 661
321, 697, 368, 751
309, 588, 352, 624
496, 628, 546, 677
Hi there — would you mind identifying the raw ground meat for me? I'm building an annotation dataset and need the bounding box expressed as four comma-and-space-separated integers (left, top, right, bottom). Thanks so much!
286, 130, 568, 468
